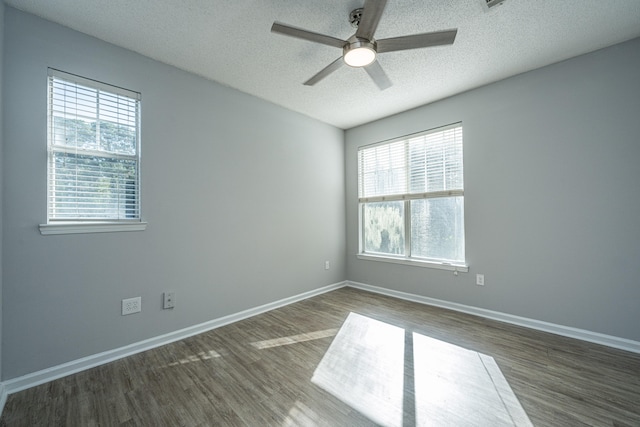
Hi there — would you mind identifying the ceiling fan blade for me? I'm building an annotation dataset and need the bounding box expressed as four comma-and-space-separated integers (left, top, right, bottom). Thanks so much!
355, 0, 388, 41
304, 57, 345, 86
364, 61, 392, 90
377, 29, 457, 53
271, 22, 345, 49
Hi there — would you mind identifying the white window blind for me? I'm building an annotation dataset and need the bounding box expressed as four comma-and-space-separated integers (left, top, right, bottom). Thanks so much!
357, 123, 465, 265
358, 124, 464, 202
47, 69, 141, 222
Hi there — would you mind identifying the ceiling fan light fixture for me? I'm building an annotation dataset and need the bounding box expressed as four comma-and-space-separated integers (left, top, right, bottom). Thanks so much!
343, 41, 376, 67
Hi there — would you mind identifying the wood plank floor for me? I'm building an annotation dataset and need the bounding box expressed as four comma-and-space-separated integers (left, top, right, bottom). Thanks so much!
2, 287, 639, 426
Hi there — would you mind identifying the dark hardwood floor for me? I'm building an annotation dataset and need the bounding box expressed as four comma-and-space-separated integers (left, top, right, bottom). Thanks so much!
2, 287, 639, 426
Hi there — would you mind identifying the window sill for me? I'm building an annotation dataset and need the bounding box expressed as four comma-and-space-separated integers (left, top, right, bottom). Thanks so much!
39, 221, 148, 235
357, 254, 468, 272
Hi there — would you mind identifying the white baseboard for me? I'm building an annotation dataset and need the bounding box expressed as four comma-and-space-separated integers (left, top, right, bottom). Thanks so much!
2, 281, 347, 395
0, 383, 7, 416
346, 281, 640, 354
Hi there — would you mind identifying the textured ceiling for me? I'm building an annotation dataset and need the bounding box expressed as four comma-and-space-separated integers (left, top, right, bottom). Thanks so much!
5, 0, 640, 129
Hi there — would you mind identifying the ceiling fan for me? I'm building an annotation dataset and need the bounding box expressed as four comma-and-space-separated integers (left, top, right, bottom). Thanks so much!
271, 0, 457, 90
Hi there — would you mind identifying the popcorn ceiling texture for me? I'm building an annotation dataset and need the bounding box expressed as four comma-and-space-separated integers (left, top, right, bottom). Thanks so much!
6, 0, 639, 129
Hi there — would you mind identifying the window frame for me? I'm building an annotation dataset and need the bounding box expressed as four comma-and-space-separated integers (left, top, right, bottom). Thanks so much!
357, 123, 467, 272
39, 69, 147, 235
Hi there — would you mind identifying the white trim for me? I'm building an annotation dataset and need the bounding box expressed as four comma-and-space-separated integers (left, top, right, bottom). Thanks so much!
346, 281, 640, 354
357, 254, 469, 272
39, 221, 148, 235
0, 384, 7, 416
2, 281, 346, 394
359, 189, 464, 204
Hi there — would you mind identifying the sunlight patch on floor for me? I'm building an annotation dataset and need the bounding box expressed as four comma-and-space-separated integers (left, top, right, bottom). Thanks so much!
250, 328, 339, 350
312, 313, 406, 426
282, 400, 323, 426
165, 349, 223, 367
412, 333, 532, 426
311, 312, 532, 427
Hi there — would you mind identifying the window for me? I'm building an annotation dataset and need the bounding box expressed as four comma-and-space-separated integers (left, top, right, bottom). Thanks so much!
41, 69, 144, 234
357, 123, 465, 268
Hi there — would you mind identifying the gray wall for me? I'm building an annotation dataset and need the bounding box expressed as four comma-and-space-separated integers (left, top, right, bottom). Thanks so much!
346, 37, 640, 342
2, 8, 345, 379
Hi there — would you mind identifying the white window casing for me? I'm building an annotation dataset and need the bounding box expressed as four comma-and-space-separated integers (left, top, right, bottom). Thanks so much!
357, 123, 466, 270
40, 69, 146, 235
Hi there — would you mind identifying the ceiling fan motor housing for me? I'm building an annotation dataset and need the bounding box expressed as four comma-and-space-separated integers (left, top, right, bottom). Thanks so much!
343, 38, 377, 67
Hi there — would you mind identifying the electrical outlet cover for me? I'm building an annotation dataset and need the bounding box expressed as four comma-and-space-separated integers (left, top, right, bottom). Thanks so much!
163, 292, 175, 309
122, 297, 142, 315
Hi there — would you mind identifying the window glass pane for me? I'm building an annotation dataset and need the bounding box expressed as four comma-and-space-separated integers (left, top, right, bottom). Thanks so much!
98, 92, 138, 155
51, 80, 98, 121
98, 120, 137, 155
51, 90, 137, 155
408, 127, 463, 194
363, 201, 405, 255
50, 152, 138, 220
358, 141, 407, 198
410, 197, 464, 263
52, 116, 98, 150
